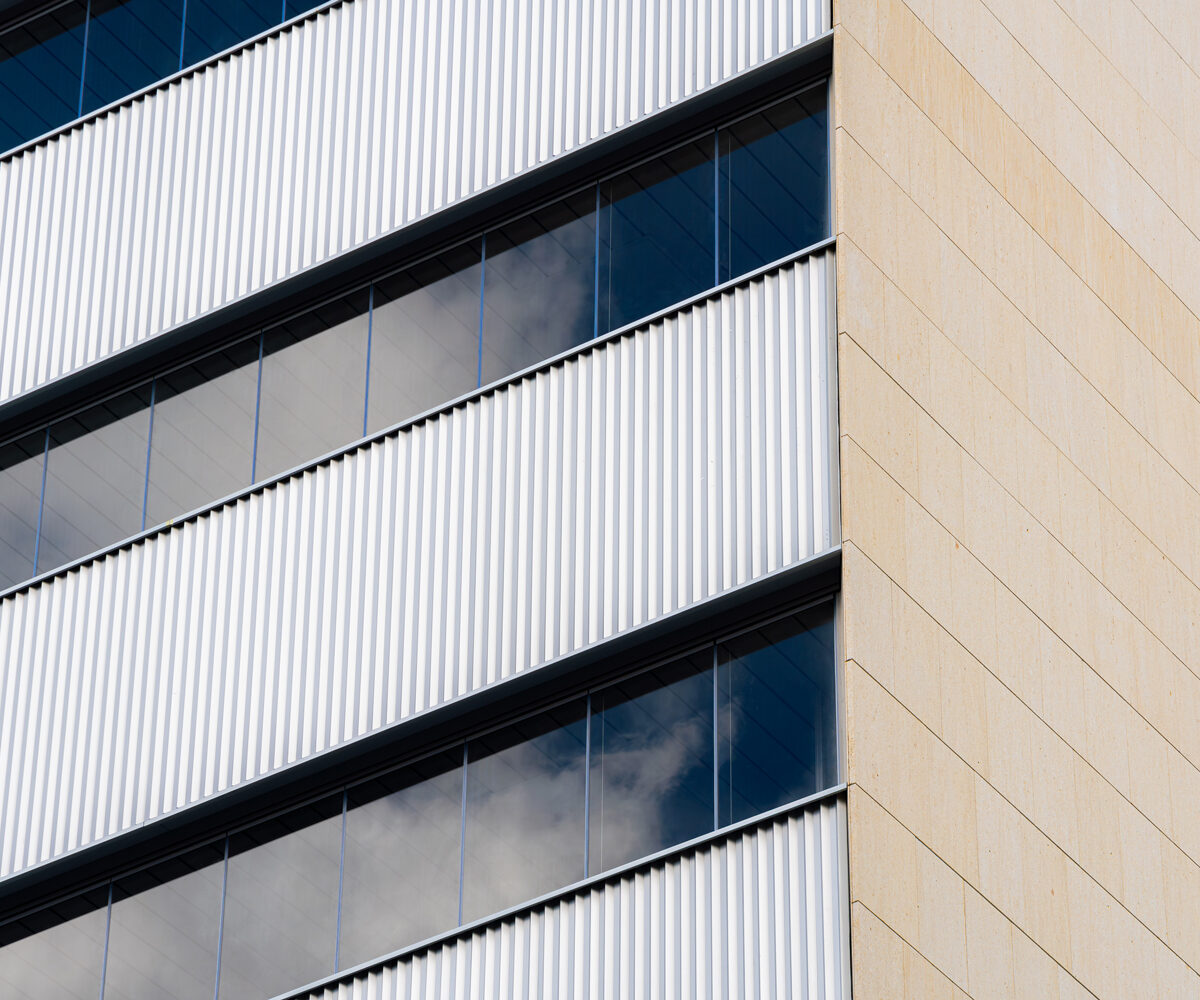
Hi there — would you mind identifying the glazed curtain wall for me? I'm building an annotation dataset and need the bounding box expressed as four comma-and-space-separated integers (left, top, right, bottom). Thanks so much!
0, 84, 829, 593
0, 249, 838, 884
0, 605, 838, 1000
0, 0, 831, 406
0, 0, 325, 154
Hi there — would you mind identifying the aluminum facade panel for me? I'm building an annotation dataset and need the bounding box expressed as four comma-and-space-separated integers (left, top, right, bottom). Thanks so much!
0, 0, 830, 407
0, 249, 837, 883
293, 796, 849, 1000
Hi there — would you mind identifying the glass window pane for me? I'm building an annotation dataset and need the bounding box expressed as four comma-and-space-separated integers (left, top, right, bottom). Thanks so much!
0, 2, 88, 152
182, 0, 278, 66
718, 87, 829, 281
598, 138, 714, 334
0, 432, 45, 591
0, 889, 108, 1000
145, 338, 259, 527
462, 701, 587, 923
717, 604, 838, 826
285, 0, 324, 17
588, 652, 714, 874
81, 0, 183, 114
255, 290, 369, 482
217, 796, 342, 999
340, 750, 463, 967
481, 191, 596, 384
366, 243, 481, 434
103, 842, 225, 1000
38, 387, 152, 574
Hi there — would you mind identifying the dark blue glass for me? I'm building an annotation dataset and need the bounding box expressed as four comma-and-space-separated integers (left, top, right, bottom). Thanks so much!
598, 138, 714, 333
717, 603, 837, 826
0, 2, 87, 152
0, 888, 108, 1000
462, 700, 587, 922
182, 0, 278, 65
0, 431, 45, 591
588, 652, 714, 874
718, 87, 830, 281
481, 190, 596, 384
284, 0, 324, 17
80, 0, 184, 114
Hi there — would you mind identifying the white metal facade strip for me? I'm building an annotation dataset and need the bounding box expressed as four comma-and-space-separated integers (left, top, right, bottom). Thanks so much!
0, 251, 836, 882
294, 797, 849, 1000
0, 0, 830, 407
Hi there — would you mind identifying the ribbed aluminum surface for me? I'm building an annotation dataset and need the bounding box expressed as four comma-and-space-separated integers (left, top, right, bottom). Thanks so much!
0, 250, 837, 881
0, 0, 830, 407
297, 796, 849, 1000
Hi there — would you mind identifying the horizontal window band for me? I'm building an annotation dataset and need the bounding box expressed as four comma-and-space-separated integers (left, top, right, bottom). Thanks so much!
0, 548, 840, 924
275, 784, 848, 1000
0, 237, 835, 604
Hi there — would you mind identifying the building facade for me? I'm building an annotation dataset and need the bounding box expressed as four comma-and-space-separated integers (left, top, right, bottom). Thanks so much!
0, 0, 1195, 998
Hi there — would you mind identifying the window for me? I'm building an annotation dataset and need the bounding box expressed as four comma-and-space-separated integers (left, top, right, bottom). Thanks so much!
80, 0, 185, 114
102, 844, 225, 1000
482, 191, 597, 382
718, 604, 838, 824
145, 339, 260, 526
587, 652, 714, 873
37, 388, 152, 573
340, 750, 464, 967
0, 433, 45, 591
0, 601, 838, 992
255, 291, 370, 481
217, 798, 343, 999
598, 139, 715, 333
0, 2, 87, 152
719, 89, 830, 280
367, 244, 482, 434
0, 83, 830, 596
0, 889, 107, 1000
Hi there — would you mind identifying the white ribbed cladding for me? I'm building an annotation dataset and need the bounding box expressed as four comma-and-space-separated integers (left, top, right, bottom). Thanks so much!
0, 250, 837, 881
295, 796, 849, 1000
0, 0, 830, 406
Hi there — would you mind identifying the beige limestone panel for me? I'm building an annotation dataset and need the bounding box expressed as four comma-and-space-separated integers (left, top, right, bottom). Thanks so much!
1128, 0, 1200, 76
837, 141, 1200, 681
837, 22, 1200, 480
1052, 0, 1200, 164
887, 0, 1200, 364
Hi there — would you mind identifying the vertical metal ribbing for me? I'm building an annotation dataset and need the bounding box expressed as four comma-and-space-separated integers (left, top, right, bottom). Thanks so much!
273, 797, 848, 1000
2, 0, 830, 405
0, 251, 837, 882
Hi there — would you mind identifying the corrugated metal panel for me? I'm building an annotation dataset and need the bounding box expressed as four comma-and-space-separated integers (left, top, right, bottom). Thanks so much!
295, 795, 849, 1000
0, 0, 831, 407
0, 250, 837, 882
